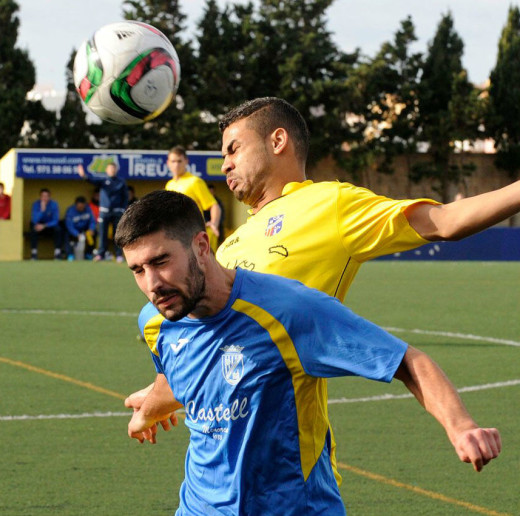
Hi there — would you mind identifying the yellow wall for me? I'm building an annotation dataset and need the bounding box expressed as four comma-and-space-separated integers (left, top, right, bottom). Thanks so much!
0, 150, 24, 260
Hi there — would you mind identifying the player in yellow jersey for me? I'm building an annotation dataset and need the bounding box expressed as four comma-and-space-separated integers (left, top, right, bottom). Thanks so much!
216, 97, 520, 297
165, 146, 222, 252
125, 97, 520, 480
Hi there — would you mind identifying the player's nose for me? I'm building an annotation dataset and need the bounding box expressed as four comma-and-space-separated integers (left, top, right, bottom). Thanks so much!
221, 155, 233, 174
146, 269, 164, 294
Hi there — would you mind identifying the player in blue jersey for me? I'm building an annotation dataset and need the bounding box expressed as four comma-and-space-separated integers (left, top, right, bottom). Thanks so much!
115, 190, 501, 515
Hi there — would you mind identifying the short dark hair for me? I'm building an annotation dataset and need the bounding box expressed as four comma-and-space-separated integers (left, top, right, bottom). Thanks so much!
40, 188, 50, 195
75, 196, 87, 204
115, 190, 205, 249
218, 97, 310, 164
169, 145, 187, 157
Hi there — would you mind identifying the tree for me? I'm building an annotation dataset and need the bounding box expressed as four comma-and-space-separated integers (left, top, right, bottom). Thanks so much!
241, 0, 357, 166
488, 6, 520, 181
55, 49, 92, 148
18, 100, 58, 148
343, 17, 423, 183
413, 12, 479, 202
0, 0, 36, 157
189, 0, 257, 150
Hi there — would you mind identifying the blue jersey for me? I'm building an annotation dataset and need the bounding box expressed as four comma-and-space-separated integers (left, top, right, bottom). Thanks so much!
84, 173, 128, 211
139, 268, 407, 516
31, 199, 60, 227
65, 204, 96, 237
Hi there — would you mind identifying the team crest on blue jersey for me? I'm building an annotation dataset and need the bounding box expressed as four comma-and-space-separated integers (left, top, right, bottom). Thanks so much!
220, 345, 244, 386
265, 214, 284, 237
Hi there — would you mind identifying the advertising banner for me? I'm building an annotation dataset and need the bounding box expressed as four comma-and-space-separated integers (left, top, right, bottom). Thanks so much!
15, 149, 225, 182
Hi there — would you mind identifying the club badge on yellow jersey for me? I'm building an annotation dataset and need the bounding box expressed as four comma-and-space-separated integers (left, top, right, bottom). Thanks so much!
265, 214, 284, 236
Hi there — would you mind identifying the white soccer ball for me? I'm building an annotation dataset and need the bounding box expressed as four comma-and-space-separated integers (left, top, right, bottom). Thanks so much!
73, 21, 181, 124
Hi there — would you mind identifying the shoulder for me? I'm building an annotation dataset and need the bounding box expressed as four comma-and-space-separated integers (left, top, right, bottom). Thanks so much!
282, 180, 362, 204
138, 302, 161, 331
235, 269, 338, 314
187, 173, 206, 187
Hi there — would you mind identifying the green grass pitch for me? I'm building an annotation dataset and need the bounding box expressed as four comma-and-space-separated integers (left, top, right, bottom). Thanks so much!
0, 260, 518, 515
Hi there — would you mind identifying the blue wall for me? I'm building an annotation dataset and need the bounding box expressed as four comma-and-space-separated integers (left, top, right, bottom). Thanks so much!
377, 228, 520, 261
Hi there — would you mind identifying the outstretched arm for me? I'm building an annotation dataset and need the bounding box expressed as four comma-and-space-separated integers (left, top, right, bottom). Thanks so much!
405, 181, 520, 241
127, 374, 183, 444
394, 346, 501, 472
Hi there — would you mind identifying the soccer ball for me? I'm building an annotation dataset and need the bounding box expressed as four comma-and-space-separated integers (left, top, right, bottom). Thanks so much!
73, 21, 181, 124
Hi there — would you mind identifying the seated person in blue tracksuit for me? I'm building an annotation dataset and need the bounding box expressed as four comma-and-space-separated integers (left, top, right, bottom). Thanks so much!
30, 188, 62, 260
64, 196, 97, 260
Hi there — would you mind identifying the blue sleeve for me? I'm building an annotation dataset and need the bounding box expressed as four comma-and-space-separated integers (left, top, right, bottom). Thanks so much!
151, 352, 164, 374
84, 173, 104, 187
46, 201, 60, 228
31, 201, 41, 224
289, 286, 407, 382
65, 207, 78, 236
138, 302, 164, 375
138, 303, 158, 335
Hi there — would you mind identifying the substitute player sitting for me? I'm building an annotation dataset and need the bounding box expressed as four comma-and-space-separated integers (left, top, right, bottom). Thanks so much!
115, 191, 501, 516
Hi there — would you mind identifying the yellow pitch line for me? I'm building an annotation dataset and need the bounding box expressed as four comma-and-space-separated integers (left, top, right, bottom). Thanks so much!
337, 462, 512, 516
0, 356, 125, 400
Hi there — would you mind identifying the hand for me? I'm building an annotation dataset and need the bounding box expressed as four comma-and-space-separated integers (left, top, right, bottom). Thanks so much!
206, 221, 220, 237
128, 408, 159, 444
125, 383, 179, 432
453, 427, 501, 472
34, 223, 45, 232
77, 164, 85, 178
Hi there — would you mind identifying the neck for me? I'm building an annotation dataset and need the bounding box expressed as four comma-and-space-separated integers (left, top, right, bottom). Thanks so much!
188, 261, 236, 319
173, 170, 187, 180
251, 171, 306, 214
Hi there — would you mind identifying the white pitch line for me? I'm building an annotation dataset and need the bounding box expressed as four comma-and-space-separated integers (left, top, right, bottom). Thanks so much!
384, 326, 520, 348
0, 411, 130, 421
2, 380, 519, 421
328, 379, 520, 404
2, 309, 519, 347
2, 309, 519, 348
0, 308, 137, 317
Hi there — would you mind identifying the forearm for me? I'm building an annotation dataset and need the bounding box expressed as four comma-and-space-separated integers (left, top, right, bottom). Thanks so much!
136, 374, 182, 424
395, 346, 501, 471
210, 203, 221, 227
395, 347, 477, 444
406, 180, 520, 240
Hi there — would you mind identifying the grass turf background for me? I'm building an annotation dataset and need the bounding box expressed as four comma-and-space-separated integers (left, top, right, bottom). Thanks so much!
0, 261, 518, 515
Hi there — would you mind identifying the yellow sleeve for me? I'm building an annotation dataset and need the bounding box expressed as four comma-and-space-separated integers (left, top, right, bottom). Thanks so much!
337, 183, 440, 262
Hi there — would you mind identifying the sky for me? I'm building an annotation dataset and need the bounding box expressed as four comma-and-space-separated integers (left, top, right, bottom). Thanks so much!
15, 0, 516, 97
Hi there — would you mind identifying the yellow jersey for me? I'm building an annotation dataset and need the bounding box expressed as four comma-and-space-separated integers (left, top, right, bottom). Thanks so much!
217, 180, 438, 301
165, 172, 217, 213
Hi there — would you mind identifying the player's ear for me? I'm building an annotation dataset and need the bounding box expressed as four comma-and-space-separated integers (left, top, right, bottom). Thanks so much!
192, 231, 211, 260
270, 128, 289, 155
